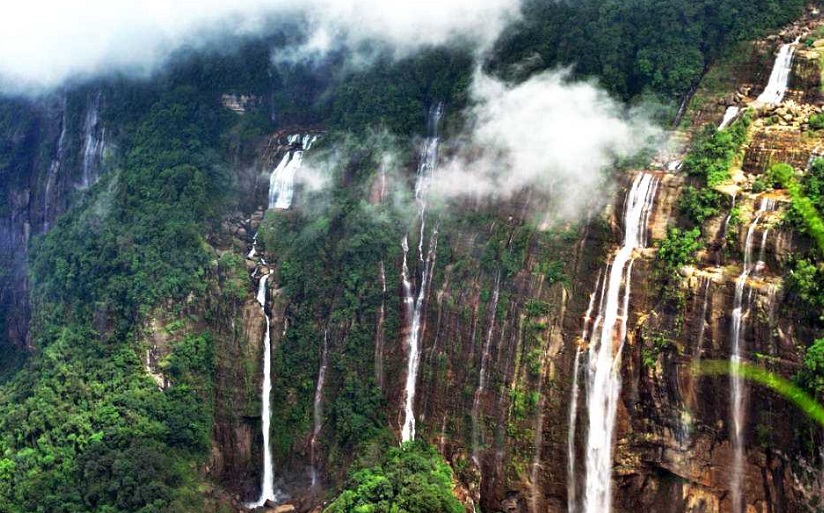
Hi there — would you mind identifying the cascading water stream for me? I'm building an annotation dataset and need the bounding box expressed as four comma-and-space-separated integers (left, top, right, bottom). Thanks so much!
310, 330, 329, 488
729, 197, 774, 513
567, 279, 601, 513
249, 273, 277, 508
718, 106, 741, 130
80, 92, 105, 189
718, 193, 738, 266
268, 135, 318, 210
471, 272, 501, 464
580, 172, 660, 513
400, 103, 443, 443
44, 104, 67, 232
376, 261, 387, 390
756, 38, 799, 105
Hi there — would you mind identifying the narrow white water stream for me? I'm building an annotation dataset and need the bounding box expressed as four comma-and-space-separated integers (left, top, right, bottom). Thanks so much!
80, 91, 105, 189
718, 106, 740, 130
581, 172, 660, 513
249, 274, 277, 508
729, 197, 775, 513
567, 279, 601, 513
471, 272, 501, 463
44, 104, 67, 232
400, 104, 443, 443
756, 39, 799, 105
309, 330, 329, 488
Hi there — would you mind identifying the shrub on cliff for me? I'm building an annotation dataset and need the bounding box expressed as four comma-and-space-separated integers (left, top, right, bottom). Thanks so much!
798, 338, 824, 398
325, 441, 463, 513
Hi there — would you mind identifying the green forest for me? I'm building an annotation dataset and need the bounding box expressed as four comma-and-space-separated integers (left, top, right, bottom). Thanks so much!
0, 0, 820, 512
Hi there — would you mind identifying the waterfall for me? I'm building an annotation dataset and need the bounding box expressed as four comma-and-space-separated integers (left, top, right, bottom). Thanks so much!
376, 261, 387, 390
581, 172, 660, 513
729, 197, 774, 513
80, 91, 105, 189
310, 330, 329, 488
249, 274, 277, 508
400, 103, 443, 443
471, 272, 501, 464
268, 134, 318, 210
756, 39, 799, 105
568, 280, 601, 513
718, 106, 740, 130
695, 277, 712, 364
718, 193, 737, 266
44, 103, 67, 232
681, 276, 712, 445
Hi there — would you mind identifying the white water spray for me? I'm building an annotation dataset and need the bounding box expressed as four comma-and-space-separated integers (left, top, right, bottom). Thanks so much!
249, 274, 277, 508
581, 172, 660, 513
400, 104, 443, 443
718, 106, 740, 130
756, 39, 799, 105
568, 280, 600, 513
268, 135, 318, 210
729, 197, 774, 513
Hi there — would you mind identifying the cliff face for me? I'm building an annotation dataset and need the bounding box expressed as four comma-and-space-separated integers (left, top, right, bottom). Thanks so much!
3, 15, 823, 513
206, 24, 824, 513
0, 90, 107, 350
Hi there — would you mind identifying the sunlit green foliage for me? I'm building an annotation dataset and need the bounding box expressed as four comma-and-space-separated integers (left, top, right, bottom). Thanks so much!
683, 113, 750, 186
799, 338, 824, 398
325, 441, 463, 513
679, 185, 722, 225
490, 0, 804, 102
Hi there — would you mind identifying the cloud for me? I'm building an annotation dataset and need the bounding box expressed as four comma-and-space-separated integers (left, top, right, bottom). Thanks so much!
0, 0, 519, 93
431, 69, 661, 222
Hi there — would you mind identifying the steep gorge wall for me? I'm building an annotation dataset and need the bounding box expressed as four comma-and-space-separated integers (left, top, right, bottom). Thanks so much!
0, 90, 107, 350
214, 26, 824, 513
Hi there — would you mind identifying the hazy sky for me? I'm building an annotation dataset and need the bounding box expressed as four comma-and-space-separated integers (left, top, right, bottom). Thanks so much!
0, 0, 520, 91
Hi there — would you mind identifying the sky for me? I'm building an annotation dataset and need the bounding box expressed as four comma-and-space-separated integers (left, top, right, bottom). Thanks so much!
0, 0, 520, 91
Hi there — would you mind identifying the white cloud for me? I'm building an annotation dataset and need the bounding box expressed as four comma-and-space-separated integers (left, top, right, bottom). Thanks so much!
0, 0, 519, 92
431, 69, 661, 221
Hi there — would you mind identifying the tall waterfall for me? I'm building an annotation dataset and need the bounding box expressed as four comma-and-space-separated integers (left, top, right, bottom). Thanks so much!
729, 197, 774, 513
400, 103, 443, 443
268, 134, 318, 210
80, 91, 106, 189
756, 39, 799, 105
580, 172, 660, 513
249, 274, 277, 508
310, 330, 329, 488
567, 278, 601, 513
44, 104, 69, 232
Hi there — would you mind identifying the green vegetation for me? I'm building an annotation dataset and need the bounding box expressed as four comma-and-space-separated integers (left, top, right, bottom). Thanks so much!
766, 162, 796, 189
259, 135, 403, 461
798, 338, 824, 398
641, 329, 674, 369
809, 112, 824, 130
679, 185, 722, 226
490, 0, 804, 103
683, 113, 750, 187
697, 360, 824, 428
654, 227, 701, 309
0, 84, 232, 511
0, 2, 817, 510
324, 441, 463, 513
656, 227, 702, 278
